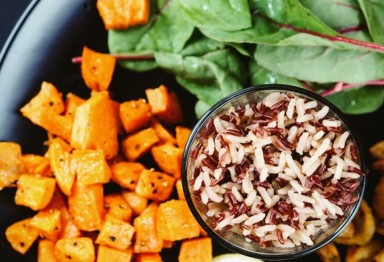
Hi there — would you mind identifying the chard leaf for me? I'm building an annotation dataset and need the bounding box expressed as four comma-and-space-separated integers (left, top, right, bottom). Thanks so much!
108, 0, 194, 71
326, 87, 384, 114
254, 44, 384, 83
357, 0, 384, 44
174, 0, 252, 31
181, 37, 225, 56
194, 100, 212, 119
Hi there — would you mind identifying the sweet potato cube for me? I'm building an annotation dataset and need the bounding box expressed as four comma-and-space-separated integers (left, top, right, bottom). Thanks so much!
81, 46, 116, 91
157, 200, 200, 241
135, 253, 163, 262
162, 240, 174, 249
68, 182, 104, 231
48, 138, 75, 195
71, 91, 119, 159
135, 170, 175, 202
178, 237, 212, 262
120, 99, 152, 133
65, 92, 85, 118
110, 162, 146, 190
46, 188, 67, 210
104, 194, 133, 222
54, 237, 95, 262
60, 206, 82, 239
41, 113, 73, 142
5, 218, 39, 255
97, 245, 133, 262
121, 191, 148, 216
145, 85, 183, 125
38, 239, 57, 262
72, 149, 111, 186
95, 214, 135, 250
22, 154, 51, 177
176, 180, 185, 200
175, 126, 192, 150
30, 209, 62, 241
151, 142, 182, 179
121, 127, 159, 161
150, 118, 177, 145
15, 174, 56, 211
133, 203, 163, 253
0, 142, 24, 189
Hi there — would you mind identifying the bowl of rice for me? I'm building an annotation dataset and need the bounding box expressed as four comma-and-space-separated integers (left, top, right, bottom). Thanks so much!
181, 84, 366, 260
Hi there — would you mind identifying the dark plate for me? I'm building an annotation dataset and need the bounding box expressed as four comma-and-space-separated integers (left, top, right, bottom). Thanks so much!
0, 0, 383, 261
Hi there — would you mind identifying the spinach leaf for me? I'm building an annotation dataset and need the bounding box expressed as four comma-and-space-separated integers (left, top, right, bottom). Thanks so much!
108, 0, 194, 71
327, 86, 384, 114
174, 0, 252, 31
254, 44, 384, 83
357, 0, 384, 44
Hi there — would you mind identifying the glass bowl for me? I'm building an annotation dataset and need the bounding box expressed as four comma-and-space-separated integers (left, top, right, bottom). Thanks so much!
181, 84, 366, 261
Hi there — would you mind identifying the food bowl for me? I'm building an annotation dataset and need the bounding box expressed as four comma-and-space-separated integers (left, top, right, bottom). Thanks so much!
182, 84, 366, 261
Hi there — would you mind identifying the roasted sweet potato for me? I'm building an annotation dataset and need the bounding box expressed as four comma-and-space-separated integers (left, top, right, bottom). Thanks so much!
15, 174, 56, 211
145, 85, 183, 125
110, 161, 146, 190
121, 191, 148, 216
38, 239, 57, 262
95, 214, 135, 250
120, 99, 152, 133
150, 119, 177, 145
135, 253, 163, 262
151, 142, 182, 179
30, 209, 62, 241
178, 237, 212, 262
97, 245, 133, 262
81, 46, 116, 91
121, 127, 159, 161
71, 91, 119, 159
104, 194, 133, 222
370, 140, 384, 159
135, 169, 176, 202
175, 126, 192, 150
0, 142, 24, 189
54, 237, 95, 262
176, 179, 185, 200
157, 200, 200, 241
316, 242, 340, 262
65, 92, 85, 118
22, 154, 51, 177
345, 238, 384, 262
60, 206, 83, 239
373, 176, 384, 222
6, 218, 39, 255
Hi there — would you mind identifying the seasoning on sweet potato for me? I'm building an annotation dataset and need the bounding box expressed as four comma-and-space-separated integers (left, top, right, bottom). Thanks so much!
30, 209, 62, 241
135, 253, 163, 262
145, 85, 183, 125
97, 245, 133, 262
22, 154, 51, 177
6, 218, 39, 255
68, 182, 104, 231
135, 169, 176, 202
178, 237, 212, 262
110, 162, 146, 190
0, 142, 24, 189
72, 149, 111, 186
176, 180, 185, 200
150, 119, 177, 145
121, 127, 159, 161
151, 142, 182, 179
48, 138, 75, 195
121, 191, 148, 216
157, 200, 200, 241
104, 194, 133, 222
175, 126, 192, 150
133, 203, 163, 253
120, 99, 152, 133
71, 91, 119, 159
15, 174, 56, 211
54, 237, 95, 262
95, 214, 135, 250
81, 46, 116, 91
38, 239, 57, 262
65, 92, 85, 118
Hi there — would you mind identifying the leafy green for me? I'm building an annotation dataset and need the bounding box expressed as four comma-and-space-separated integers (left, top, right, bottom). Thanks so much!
357, 0, 384, 44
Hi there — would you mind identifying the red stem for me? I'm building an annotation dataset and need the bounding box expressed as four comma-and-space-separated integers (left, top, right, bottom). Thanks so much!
301, 81, 315, 92
321, 80, 384, 96
338, 25, 362, 34
72, 53, 155, 64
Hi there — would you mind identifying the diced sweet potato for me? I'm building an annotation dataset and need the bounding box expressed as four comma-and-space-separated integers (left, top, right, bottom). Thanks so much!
60, 206, 83, 239
150, 119, 177, 145
48, 138, 75, 195
135, 170, 175, 202
71, 91, 119, 159
96, 0, 150, 30
178, 237, 212, 262
54, 237, 95, 262
176, 180, 185, 200
95, 214, 135, 250
68, 182, 104, 231
135, 253, 163, 262
133, 203, 163, 253
72, 149, 111, 186
30, 209, 62, 241
65, 92, 85, 118
119, 99, 152, 133
121, 191, 148, 216
38, 239, 57, 262
175, 126, 192, 150
110, 162, 146, 190
157, 200, 200, 241
0, 142, 24, 189
162, 240, 174, 249
104, 194, 133, 222
15, 174, 56, 211
145, 85, 183, 125
151, 142, 182, 179
40, 113, 73, 142
22, 154, 51, 177
81, 46, 116, 91
97, 245, 133, 262
121, 127, 159, 161
46, 188, 67, 210
6, 218, 39, 255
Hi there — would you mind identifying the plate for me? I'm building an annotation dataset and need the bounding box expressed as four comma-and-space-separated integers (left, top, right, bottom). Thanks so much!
0, 0, 383, 261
